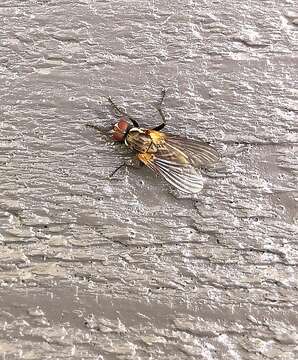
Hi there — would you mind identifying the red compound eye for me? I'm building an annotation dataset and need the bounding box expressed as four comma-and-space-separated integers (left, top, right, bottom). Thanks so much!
117, 119, 129, 131
112, 118, 129, 141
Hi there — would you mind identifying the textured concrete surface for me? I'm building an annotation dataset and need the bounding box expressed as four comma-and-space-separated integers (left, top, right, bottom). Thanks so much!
0, 1, 297, 359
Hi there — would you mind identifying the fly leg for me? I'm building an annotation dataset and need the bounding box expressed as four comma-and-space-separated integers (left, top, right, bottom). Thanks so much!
152, 89, 167, 131
109, 163, 126, 177
85, 123, 112, 141
109, 158, 143, 178
85, 123, 105, 133
108, 97, 140, 128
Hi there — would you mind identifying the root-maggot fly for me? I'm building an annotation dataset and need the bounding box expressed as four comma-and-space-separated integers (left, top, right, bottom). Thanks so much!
92, 90, 220, 194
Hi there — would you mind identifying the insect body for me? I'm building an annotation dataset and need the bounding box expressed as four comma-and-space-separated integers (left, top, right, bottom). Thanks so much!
108, 90, 219, 194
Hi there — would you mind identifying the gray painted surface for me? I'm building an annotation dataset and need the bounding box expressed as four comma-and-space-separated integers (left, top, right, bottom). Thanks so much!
0, 1, 297, 359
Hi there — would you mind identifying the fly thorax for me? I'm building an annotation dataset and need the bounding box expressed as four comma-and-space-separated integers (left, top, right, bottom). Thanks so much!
125, 128, 155, 153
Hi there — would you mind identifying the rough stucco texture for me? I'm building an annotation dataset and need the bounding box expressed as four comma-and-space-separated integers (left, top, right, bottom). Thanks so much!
0, 1, 297, 359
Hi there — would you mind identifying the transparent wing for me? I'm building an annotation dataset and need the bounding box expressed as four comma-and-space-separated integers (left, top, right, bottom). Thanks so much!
165, 134, 220, 167
138, 154, 204, 194
137, 132, 219, 194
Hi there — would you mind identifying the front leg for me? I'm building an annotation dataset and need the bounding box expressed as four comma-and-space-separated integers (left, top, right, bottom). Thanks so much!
108, 97, 140, 128
86, 123, 113, 142
85, 123, 106, 133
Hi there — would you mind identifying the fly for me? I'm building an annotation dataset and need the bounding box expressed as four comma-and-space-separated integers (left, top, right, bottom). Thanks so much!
90, 90, 220, 194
